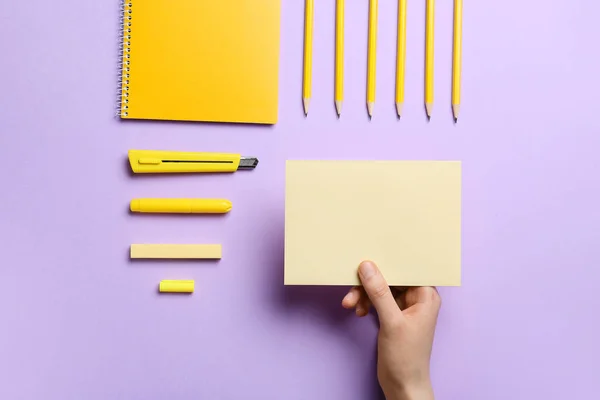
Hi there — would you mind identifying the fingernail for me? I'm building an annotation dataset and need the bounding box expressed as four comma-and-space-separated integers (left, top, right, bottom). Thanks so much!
359, 261, 376, 279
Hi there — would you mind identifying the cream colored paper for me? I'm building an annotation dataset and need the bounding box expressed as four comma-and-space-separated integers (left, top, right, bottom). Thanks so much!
284, 160, 461, 286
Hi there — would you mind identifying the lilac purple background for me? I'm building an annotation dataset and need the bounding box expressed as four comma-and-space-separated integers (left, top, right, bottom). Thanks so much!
1, 0, 599, 399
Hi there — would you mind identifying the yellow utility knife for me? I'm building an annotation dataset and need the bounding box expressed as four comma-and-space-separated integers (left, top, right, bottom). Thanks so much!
128, 150, 258, 173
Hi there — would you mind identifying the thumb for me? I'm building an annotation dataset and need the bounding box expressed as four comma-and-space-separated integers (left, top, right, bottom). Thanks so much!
358, 261, 402, 325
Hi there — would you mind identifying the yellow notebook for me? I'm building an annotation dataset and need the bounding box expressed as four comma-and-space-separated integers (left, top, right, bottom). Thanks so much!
118, 0, 281, 124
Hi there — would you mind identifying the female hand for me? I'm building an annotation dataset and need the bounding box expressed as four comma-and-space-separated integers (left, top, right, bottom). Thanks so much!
342, 261, 441, 400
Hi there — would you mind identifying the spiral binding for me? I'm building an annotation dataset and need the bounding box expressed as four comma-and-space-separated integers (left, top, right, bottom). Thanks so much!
116, 1, 133, 117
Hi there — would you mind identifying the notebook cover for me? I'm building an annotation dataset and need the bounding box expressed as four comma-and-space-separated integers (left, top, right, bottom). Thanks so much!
284, 160, 462, 286
118, 0, 281, 124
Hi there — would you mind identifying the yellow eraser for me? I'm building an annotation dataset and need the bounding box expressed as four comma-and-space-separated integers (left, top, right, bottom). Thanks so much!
159, 280, 195, 293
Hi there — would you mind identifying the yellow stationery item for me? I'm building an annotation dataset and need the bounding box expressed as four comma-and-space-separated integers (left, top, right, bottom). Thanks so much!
367, 0, 378, 117
159, 280, 195, 293
130, 244, 222, 259
118, 0, 281, 124
395, 0, 407, 117
128, 150, 258, 174
303, 0, 314, 115
130, 199, 232, 214
425, 0, 435, 117
284, 160, 461, 286
335, 0, 344, 116
452, 0, 463, 121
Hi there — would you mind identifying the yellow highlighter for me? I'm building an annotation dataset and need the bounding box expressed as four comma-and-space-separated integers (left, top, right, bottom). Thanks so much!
128, 150, 258, 174
130, 198, 232, 214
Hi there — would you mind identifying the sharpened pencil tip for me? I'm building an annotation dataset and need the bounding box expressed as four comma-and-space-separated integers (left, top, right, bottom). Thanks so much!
303, 98, 310, 116
395, 102, 404, 118
335, 100, 342, 117
367, 102, 374, 118
452, 104, 460, 121
425, 103, 433, 118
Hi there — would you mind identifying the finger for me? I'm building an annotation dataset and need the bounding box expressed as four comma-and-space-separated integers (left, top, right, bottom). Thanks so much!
358, 261, 402, 325
355, 303, 368, 317
404, 286, 441, 308
357, 294, 371, 316
403, 287, 442, 319
343, 287, 372, 317
352, 289, 372, 317
355, 295, 370, 317
341, 286, 362, 309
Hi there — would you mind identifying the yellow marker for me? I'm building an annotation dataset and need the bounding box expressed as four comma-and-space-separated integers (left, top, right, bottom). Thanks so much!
452, 0, 463, 121
130, 198, 232, 214
425, 0, 435, 117
335, 0, 344, 116
159, 280, 194, 293
395, 0, 407, 117
303, 0, 314, 115
128, 150, 258, 173
367, 0, 378, 118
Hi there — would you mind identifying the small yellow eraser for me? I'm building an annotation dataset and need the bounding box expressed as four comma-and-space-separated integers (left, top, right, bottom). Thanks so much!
159, 280, 195, 293
130, 244, 222, 259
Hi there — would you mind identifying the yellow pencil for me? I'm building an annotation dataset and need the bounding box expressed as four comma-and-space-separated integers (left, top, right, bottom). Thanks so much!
425, 0, 435, 117
367, 0, 378, 117
452, 0, 463, 121
335, 0, 344, 116
303, 0, 314, 116
395, 0, 407, 117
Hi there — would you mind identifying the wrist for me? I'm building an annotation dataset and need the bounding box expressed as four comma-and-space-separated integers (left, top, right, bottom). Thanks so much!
386, 381, 434, 400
